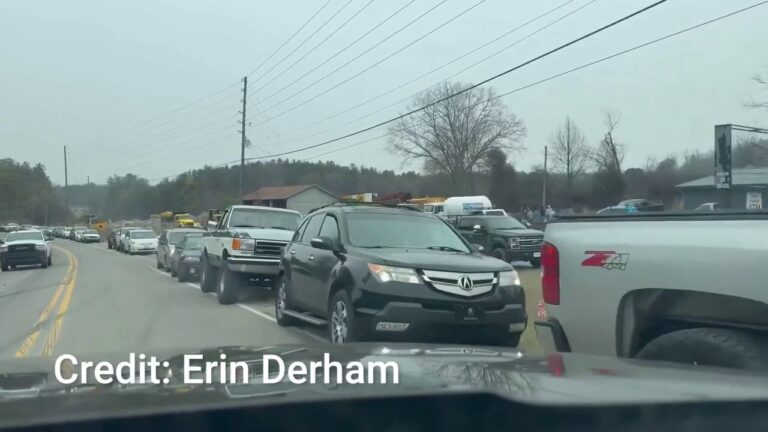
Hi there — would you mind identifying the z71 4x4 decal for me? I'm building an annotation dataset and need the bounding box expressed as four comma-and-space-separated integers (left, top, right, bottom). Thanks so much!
581, 251, 630, 271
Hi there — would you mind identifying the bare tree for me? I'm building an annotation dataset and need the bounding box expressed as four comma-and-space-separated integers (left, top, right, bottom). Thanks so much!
388, 82, 526, 193
591, 110, 624, 173
744, 71, 768, 110
589, 110, 626, 204
549, 117, 589, 203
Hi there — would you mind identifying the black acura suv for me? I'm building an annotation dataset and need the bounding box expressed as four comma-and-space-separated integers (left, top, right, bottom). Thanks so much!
275, 204, 527, 346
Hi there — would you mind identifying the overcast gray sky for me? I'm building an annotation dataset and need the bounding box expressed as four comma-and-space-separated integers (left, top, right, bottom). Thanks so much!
2, 0, 767, 185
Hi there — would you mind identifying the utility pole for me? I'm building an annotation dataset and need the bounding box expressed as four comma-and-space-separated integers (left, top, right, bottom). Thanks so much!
542, 145, 548, 211
239, 76, 248, 203
64, 145, 69, 214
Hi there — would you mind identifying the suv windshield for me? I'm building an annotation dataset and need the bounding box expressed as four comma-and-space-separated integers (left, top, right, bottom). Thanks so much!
229, 209, 300, 230
486, 217, 527, 230
130, 231, 155, 239
84, 230, 98, 234
347, 213, 469, 252
183, 236, 204, 250
5, 232, 43, 242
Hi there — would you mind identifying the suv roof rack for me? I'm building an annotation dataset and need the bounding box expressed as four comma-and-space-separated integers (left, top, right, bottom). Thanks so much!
308, 201, 424, 214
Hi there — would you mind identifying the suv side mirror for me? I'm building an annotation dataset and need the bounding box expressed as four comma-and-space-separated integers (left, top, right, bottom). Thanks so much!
310, 237, 336, 251
471, 244, 484, 253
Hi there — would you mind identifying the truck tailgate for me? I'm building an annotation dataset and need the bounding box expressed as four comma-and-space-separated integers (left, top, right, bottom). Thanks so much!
543, 218, 768, 357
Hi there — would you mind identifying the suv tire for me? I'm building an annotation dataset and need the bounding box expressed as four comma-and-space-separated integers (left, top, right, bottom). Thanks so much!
328, 290, 360, 344
530, 258, 541, 268
216, 264, 239, 305
275, 275, 298, 327
47, 255, 52, 266
41, 257, 48, 269
492, 247, 508, 262
635, 327, 768, 370
200, 254, 218, 293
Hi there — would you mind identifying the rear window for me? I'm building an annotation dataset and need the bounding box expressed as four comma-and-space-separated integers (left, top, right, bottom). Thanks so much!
131, 231, 156, 239
5, 232, 43, 242
168, 231, 201, 245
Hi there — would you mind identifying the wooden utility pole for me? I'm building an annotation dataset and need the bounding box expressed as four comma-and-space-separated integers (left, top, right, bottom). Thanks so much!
542, 145, 548, 211
239, 76, 248, 203
64, 145, 69, 212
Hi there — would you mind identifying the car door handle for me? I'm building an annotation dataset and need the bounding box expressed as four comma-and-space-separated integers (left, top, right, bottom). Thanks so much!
308, 254, 314, 261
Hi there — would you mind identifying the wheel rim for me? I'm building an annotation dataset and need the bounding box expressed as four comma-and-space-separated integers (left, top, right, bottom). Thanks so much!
330, 301, 348, 344
277, 281, 286, 318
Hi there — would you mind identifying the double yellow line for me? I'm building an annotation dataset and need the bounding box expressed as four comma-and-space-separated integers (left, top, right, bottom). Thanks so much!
15, 246, 78, 357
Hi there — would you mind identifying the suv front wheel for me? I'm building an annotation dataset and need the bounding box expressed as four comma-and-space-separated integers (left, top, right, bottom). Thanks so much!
216, 264, 239, 305
328, 290, 360, 344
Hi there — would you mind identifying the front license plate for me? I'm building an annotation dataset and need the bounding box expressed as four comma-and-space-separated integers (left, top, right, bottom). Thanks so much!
455, 305, 484, 322
533, 252, 541, 258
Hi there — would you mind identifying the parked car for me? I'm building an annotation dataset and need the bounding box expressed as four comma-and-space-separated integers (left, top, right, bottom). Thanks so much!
115, 227, 141, 252
274, 203, 527, 346
80, 229, 101, 243
455, 215, 544, 267
536, 210, 768, 371
695, 202, 720, 211
156, 228, 204, 271
123, 230, 158, 255
200, 205, 302, 304
0, 230, 52, 271
69, 226, 86, 241
170, 234, 204, 282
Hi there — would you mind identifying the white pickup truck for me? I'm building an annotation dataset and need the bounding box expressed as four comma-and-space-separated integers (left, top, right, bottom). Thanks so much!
536, 211, 768, 370
201, 205, 302, 304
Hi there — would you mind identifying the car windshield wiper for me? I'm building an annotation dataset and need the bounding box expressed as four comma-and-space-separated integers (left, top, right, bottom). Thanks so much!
231, 224, 260, 228
270, 226, 293, 230
425, 246, 466, 253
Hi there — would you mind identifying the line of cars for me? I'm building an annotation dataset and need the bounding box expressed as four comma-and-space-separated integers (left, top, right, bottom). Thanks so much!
151, 203, 534, 347
50, 226, 101, 243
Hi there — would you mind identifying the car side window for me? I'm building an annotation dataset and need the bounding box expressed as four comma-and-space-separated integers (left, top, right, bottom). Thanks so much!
300, 215, 325, 245
218, 210, 230, 230
458, 218, 476, 230
318, 215, 340, 244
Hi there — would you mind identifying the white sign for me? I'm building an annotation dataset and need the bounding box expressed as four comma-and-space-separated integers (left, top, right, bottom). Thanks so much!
746, 192, 763, 210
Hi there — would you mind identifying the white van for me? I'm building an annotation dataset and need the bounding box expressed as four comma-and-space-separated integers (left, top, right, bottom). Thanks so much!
424, 196, 494, 220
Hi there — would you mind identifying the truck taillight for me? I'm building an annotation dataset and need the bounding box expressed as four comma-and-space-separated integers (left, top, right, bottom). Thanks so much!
541, 242, 560, 305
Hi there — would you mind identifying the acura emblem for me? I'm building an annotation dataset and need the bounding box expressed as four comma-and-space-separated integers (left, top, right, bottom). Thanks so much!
457, 275, 473, 291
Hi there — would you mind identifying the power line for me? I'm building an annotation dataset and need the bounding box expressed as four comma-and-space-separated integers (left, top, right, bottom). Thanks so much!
79, 1, 332, 154
260, 0, 588, 148
280, 0, 768, 163
246, 0, 666, 159
249, 0, 416, 107
248, 0, 355, 87
246, 0, 332, 77
247, 0, 449, 108
152, 0, 767, 184
250, 0, 375, 96
259, 0, 485, 118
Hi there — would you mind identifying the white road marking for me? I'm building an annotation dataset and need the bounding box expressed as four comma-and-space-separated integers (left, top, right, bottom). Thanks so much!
236, 303, 277, 322
148, 266, 170, 277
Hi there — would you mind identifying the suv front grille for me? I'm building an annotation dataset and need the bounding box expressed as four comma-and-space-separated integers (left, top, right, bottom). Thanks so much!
253, 241, 288, 258
516, 236, 543, 249
420, 270, 496, 297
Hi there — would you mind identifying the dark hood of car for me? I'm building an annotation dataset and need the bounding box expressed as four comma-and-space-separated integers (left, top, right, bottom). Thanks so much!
353, 248, 512, 272
486, 228, 543, 237
3, 343, 768, 430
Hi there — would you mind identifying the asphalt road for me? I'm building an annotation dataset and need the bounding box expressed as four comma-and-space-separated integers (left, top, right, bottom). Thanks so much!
0, 239, 543, 359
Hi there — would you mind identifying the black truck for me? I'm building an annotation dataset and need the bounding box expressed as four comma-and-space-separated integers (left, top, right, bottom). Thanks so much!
455, 215, 544, 267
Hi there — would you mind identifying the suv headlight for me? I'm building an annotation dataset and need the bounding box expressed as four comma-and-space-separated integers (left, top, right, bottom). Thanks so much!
36, 244, 46, 250
368, 264, 420, 284
232, 238, 255, 251
499, 270, 521, 287
0, 245, 7, 252
508, 238, 518, 247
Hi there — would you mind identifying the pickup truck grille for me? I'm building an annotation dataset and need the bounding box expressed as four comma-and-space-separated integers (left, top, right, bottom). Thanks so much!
421, 270, 496, 297
516, 236, 543, 249
8, 244, 36, 253
253, 241, 288, 258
